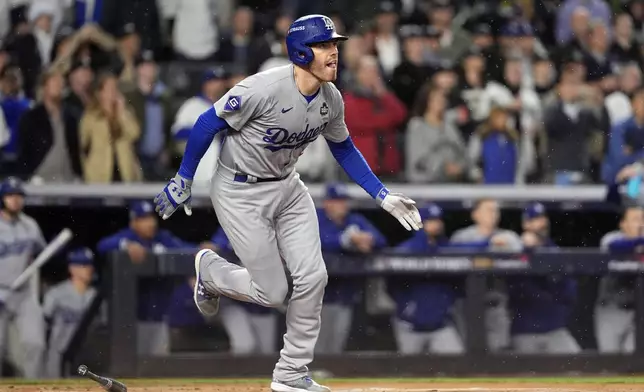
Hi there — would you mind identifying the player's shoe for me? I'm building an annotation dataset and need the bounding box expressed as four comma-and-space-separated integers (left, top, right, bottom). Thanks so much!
193, 249, 220, 316
271, 376, 331, 392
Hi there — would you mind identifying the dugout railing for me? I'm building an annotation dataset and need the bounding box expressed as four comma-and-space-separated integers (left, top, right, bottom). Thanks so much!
99, 249, 644, 378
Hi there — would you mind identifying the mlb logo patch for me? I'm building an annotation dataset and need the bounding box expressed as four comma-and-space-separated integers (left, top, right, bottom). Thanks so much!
225, 95, 242, 111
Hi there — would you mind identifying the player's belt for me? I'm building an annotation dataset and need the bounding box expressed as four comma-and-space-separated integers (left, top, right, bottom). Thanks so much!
233, 173, 284, 183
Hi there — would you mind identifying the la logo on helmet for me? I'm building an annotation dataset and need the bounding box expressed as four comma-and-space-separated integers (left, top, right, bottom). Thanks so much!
323, 17, 334, 30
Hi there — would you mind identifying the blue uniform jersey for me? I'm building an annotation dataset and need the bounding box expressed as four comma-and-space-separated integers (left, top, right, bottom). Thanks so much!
317, 209, 387, 304
389, 232, 462, 332
506, 238, 577, 334
167, 282, 207, 328
97, 228, 196, 321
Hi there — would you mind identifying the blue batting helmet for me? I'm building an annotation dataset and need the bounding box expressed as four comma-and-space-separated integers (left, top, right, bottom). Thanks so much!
286, 14, 347, 66
0, 177, 25, 208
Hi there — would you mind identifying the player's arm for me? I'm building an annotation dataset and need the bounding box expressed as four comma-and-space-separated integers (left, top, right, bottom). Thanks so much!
155, 82, 268, 220
353, 214, 388, 248
96, 231, 131, 254
601, 232, 644, 253
158, 230, 198, 249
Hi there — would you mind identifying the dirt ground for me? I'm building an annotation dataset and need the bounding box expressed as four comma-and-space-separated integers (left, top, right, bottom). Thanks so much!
2, 381, 644, 392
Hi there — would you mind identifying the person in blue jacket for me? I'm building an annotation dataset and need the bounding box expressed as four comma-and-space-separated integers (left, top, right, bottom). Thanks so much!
96, 200, 212, 356
507, 202, 580, 354
315, 183, 387, 354
389, 203, 465, 354
209, 226, 278, 355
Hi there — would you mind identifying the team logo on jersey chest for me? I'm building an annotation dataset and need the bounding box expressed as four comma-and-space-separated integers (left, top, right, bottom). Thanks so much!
320, 102, 329, 116
262, 122, 328, 152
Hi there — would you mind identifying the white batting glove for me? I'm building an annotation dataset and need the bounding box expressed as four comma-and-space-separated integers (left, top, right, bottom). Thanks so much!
377, 189, 422, 231
154, 173, 193, 220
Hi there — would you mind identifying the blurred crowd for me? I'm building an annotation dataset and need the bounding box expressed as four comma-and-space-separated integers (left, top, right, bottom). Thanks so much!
1, 0, 644, 185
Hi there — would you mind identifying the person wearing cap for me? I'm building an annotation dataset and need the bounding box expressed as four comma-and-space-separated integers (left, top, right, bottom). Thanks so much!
171, 66, 229, 186
43, 247, 98, 378
505, 203, 580, 354
315, 183, 387, 354
594, 206, 644, 354
97, 200, 215, 356
123, 50, 174, 181
389, 203, 464, 354
451, 199, 521, 352
390, 24, 432, 108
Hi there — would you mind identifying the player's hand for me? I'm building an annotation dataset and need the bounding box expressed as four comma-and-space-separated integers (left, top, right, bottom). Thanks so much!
199, 241, 218, 251
378, 191, 422, 231
351, 232, 374, 253
154, 173, 193, 220
127, 242, 147, 263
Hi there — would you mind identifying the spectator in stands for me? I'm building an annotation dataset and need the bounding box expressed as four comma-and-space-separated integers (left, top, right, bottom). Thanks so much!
450, 199, 521, 352
390, 24, 431, 109
18, 69, 82, 182
605, 62, 642, 126
316, 183, 387, 354
43, 248, 97, 378
595, 206, 644, 354
627, 0, 644, 41
0, 65, 30, 175
79, 72, 142, 183
114, 23, 142, 86
583, 22, 617, 85
428, 0, 471, 63
533, 56, 557, 100
405, 86, 468, 183
507, 203, 580, 354
603, 88, 644, 185
468, 106, 534, 184
100, 0, 162, 54
390, 203, 464, 354
556, 1, 611, 45
64, 57, 94, 124
171, 0, 220, 61
498, 22, 538, 88
216, 7, 271, 75
344, 55, 407, 178
611, 13, 643, 67
373, 1, 401, 77
123, 50, 174, 181
171, 67, 228, 186
97, 201, 212, 355
458, 48, 489, 139
544, 77, 597, 184
5, 1, 59, 98
337, 34, 367, 91
265, 13, 293, 57
209, 227, 278, 355
258, 36, 290, 72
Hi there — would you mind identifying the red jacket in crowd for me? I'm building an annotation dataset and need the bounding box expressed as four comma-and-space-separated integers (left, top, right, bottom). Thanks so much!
343, 90, 408, 176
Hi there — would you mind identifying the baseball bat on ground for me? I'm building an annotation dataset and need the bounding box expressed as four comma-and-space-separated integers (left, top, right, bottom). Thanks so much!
78, 365, 128, 392
10, 228, 73, 291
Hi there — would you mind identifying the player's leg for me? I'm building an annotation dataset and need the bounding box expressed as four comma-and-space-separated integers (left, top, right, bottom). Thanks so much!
314, 304, 337, 354
511, 333, 542, 354
429, 325, 465, 354
594, 306, 628, 353
248, 310, 279, 354
15, 295, 46, 378
545, 328, 581, 354
485, 302, 511, 352
392, 318, 426, 354
329, 304, 353, 354
622, 316, 635, 353
0, 307, 10, 370
271, 176, 329, 388
218, 300, 257, 354
198, 174, 289, 308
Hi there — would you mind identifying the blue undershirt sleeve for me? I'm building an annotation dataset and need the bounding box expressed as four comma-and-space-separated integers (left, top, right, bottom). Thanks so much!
326, 137, 388, 200
178, 107, 229, 180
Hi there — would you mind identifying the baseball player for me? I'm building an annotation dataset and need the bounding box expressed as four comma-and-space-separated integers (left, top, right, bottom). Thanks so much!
389, 203, 465, 354
43, 248, 97, 378
506, 203, 580, 354
153, 15, 421, 392
315, 183, 387, 355
96, 200, 206, 356
450, 199, 521, 352
210, 226, 278, 355
595, 206, 644, 353
0, 177, 46, 378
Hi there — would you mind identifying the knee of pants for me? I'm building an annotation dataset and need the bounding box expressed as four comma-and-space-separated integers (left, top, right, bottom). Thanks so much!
294, 267, 328, 293
258, 281, 289, 308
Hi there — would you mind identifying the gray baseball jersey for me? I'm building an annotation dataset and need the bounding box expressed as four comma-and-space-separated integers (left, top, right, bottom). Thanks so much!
213, 64, 349, 178
0, 213, 45, 297
43, 280, 96, 377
